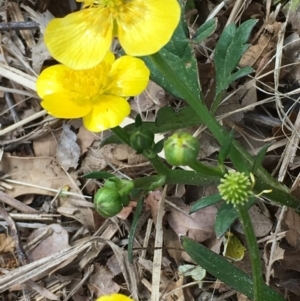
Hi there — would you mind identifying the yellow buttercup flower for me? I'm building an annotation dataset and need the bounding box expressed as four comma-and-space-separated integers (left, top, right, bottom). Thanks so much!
36, 52, 150, 132
44, 0, 181, 69
96, 294, 134, 301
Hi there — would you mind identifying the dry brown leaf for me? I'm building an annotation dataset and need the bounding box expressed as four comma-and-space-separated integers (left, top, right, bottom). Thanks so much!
57, 198, 103, 232
33, 128, 62, 157
269, 245, 285, 268
26, 224, 70, 262
102, 144, 147, 166
0, 233, 15, 253
199, 132, 220, 159
68, 272, 90, 301
161, 276, 184, 301
234, 205, 272, 237
0, 154, 79, 198
107, 254, 122, 276
56, 123, 80, 170
237, 81, 257, 110
145, 190, 162, 223
237, 293, 251, 301
116, 201, 136, 220
282, 208, 300, 249
167, 198, 216, 242
77, 126, 99, 155
130, 80, 166, 113
239, 33, 271, 68
163, 228, 182, 265
102, 144, 136, 162
88, 264, 120, 297
31, 37, 51, 73
0, 252, 18, 270
279, 248, 300, 273
79, 147, 107, 176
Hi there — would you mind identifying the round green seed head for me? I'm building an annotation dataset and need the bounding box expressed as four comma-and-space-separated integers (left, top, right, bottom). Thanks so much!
218, 171, 252, 206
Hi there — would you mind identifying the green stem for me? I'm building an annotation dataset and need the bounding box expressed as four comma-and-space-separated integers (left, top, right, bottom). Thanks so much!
111, 127, 220, 186
111, 126, 131, 145
211, 91, 225, 114
149, 52, 248, 172
236, 203, 264, 301
149, 52, 300, 210
111, 127, 171, 175
188, 159, 224, 177
128, 195, 144, 263
143, 151, 171, 175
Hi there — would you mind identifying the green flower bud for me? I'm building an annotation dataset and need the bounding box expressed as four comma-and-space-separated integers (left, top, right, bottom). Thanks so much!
118, 179, 135, 196
94, 187, 123, 218
104, 178, 121, 190
164, 132, 200, 166
218, 171, 252, 206
130, 127, 154, 153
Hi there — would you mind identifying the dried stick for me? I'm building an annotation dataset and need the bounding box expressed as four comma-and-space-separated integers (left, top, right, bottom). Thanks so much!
0, 21, 39, 31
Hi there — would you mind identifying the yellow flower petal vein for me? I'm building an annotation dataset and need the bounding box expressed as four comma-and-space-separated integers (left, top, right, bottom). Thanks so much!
44, 0, 181, 69
44, 8, 113, 70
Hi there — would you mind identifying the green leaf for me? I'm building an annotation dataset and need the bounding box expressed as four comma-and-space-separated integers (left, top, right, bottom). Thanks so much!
135, 114, 143, 127
83, 171, 116, 180
153, 139, 164, 154
185, 0, 195, 10
192, 18, 217, 44
229, 67, 253, 85
133, 175, 167, 191
218, 130, 234, 166
215, 202, 238, 238
181, 236, 285, 301
141, 0, 201, 100
215, 198, 256, 238
252, 143, 272, 173
156, 106, 202, 130
124, 107, 202, 135
215, 19, 258, 95
190, 193, 222, 214
128, 195, 144, 263
100, 133, 123, 147
166, 169, 219, 185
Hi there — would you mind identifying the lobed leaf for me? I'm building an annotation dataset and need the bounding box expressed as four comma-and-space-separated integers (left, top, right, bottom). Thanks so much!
215, 19, 257, 95
192, 18, 217, 44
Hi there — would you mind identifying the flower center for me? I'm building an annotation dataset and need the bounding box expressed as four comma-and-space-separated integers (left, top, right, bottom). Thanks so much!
100, 0, 132, 17
63, 62, 111, 99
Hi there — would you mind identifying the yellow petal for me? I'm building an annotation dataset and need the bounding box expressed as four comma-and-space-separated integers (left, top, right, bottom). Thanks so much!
107, 56, 150, 96
117, 0, 180, 56
41, 92, 92, 118
96, 294, 134, 301
83, 95, 130, 132
44, 8, 113, 70
36, 65, 70, 98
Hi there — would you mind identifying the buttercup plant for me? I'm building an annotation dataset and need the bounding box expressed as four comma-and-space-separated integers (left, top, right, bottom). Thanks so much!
38, 0, 297, 300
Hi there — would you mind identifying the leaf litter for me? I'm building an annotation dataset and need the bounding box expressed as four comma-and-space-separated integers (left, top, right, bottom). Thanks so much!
2, 0, 300, 300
